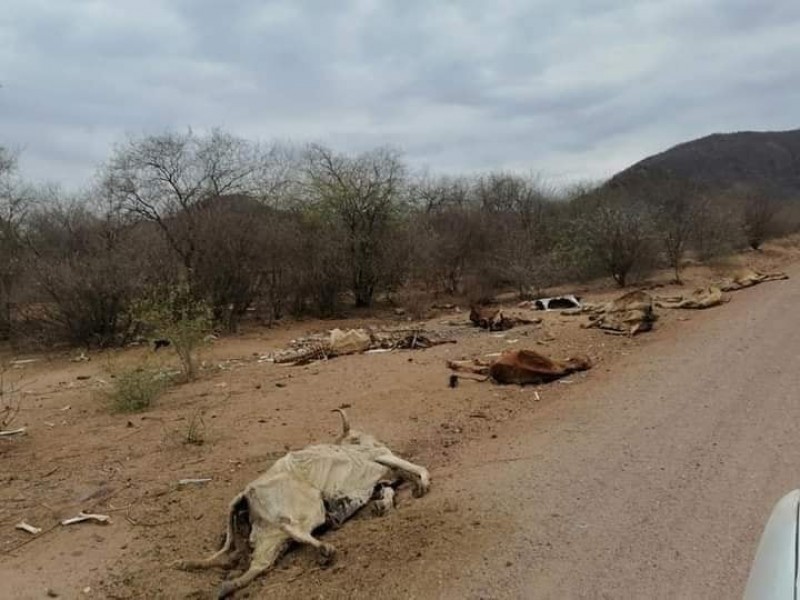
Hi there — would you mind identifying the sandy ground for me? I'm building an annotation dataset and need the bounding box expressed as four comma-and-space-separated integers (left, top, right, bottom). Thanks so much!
1, 241, 799, 599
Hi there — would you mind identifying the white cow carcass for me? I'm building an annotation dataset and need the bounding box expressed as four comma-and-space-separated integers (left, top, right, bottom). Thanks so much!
176, 410, 430, 598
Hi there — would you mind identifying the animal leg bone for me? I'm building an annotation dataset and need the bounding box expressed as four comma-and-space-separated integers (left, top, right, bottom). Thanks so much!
371, 484, 396, 516
61, 512, 110, 526
374, 454, 431, 497
216, 533, 289, 599
174, 546, 239, 571
280, 522, 336, 564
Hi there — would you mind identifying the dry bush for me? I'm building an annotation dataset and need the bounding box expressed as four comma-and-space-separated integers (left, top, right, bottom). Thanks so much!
741, 191, 780, 250
107, 365, 168, 413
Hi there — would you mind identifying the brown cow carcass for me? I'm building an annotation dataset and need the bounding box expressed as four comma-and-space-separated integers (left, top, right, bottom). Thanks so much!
580, 290, 656, 336
448, 349, 591, 385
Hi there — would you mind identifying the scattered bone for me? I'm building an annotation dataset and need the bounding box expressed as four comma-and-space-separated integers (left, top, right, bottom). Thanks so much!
61, 512, 111, 526
178, 478, 212, 487
15, 521, 42, 535
9, 358, 39, 366
0, 427, 26, 437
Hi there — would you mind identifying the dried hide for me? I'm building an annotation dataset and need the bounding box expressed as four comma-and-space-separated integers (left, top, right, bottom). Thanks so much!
581, 290, 656, 336
719, 269, 788, 292
448, 348, 591, 385
329, 328, 372, 355
175, 411, 430, 598
656, 286, 727, 309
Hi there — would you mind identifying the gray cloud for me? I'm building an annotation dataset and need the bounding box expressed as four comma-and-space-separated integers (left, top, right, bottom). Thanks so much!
1, 0, 799, 188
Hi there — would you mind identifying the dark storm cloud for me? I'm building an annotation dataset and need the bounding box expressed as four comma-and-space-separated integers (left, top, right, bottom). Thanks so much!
1, 0, 799, 188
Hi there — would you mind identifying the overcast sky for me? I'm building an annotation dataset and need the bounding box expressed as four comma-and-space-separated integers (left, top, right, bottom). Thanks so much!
2, 0, 799, 189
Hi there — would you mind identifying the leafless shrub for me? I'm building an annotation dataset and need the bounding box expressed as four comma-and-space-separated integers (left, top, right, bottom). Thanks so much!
0, 147, 32, 341
740, 190, 781, 250
573, 189, 657, 287
0, 364, 21, 430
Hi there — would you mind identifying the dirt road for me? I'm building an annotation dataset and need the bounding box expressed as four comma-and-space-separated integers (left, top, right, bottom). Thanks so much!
415, 265, 800, 599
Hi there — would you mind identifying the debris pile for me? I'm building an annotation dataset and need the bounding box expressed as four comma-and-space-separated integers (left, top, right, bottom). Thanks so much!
269, 326, 456, 365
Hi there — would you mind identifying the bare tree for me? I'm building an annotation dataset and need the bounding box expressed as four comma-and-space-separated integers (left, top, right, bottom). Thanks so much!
304, 145, 406, 307
477, 173, 555, 297
639, 173, 703, 283
578, 190, 656, 287
0, 147, 32, 340
411, 176, 479, 294
104, 129, 291, 325
105, 129, 287, 275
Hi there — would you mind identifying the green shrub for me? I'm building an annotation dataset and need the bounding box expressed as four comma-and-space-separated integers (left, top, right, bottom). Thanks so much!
108, 366, 167, 412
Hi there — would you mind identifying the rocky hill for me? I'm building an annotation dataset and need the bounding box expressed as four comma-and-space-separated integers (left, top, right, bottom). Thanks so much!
610, 129, 800, 199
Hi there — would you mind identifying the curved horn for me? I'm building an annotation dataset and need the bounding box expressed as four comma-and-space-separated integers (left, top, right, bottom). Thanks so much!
331, 408, 350, 439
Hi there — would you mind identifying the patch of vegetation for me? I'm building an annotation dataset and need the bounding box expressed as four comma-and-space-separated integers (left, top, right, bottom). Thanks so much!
133, 284, 213, 382
107, 366, 168, 413
183, 409, 206, 445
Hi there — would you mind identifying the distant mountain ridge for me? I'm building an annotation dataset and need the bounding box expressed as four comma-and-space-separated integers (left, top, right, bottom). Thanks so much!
610, 129, 800, 199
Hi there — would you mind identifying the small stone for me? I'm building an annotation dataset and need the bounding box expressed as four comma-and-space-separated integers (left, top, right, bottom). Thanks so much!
275, 382, 286, 388
46, 589, 59, 598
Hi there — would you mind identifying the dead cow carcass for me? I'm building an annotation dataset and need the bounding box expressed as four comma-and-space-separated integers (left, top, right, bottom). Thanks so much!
530, 295, 582, 311
448, 348, 591, 386
581, 290, 656, 336
469, 305, 514, 331
719, 269, 788, 292
656, 286, 727, 309
175, 411, 430, 598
